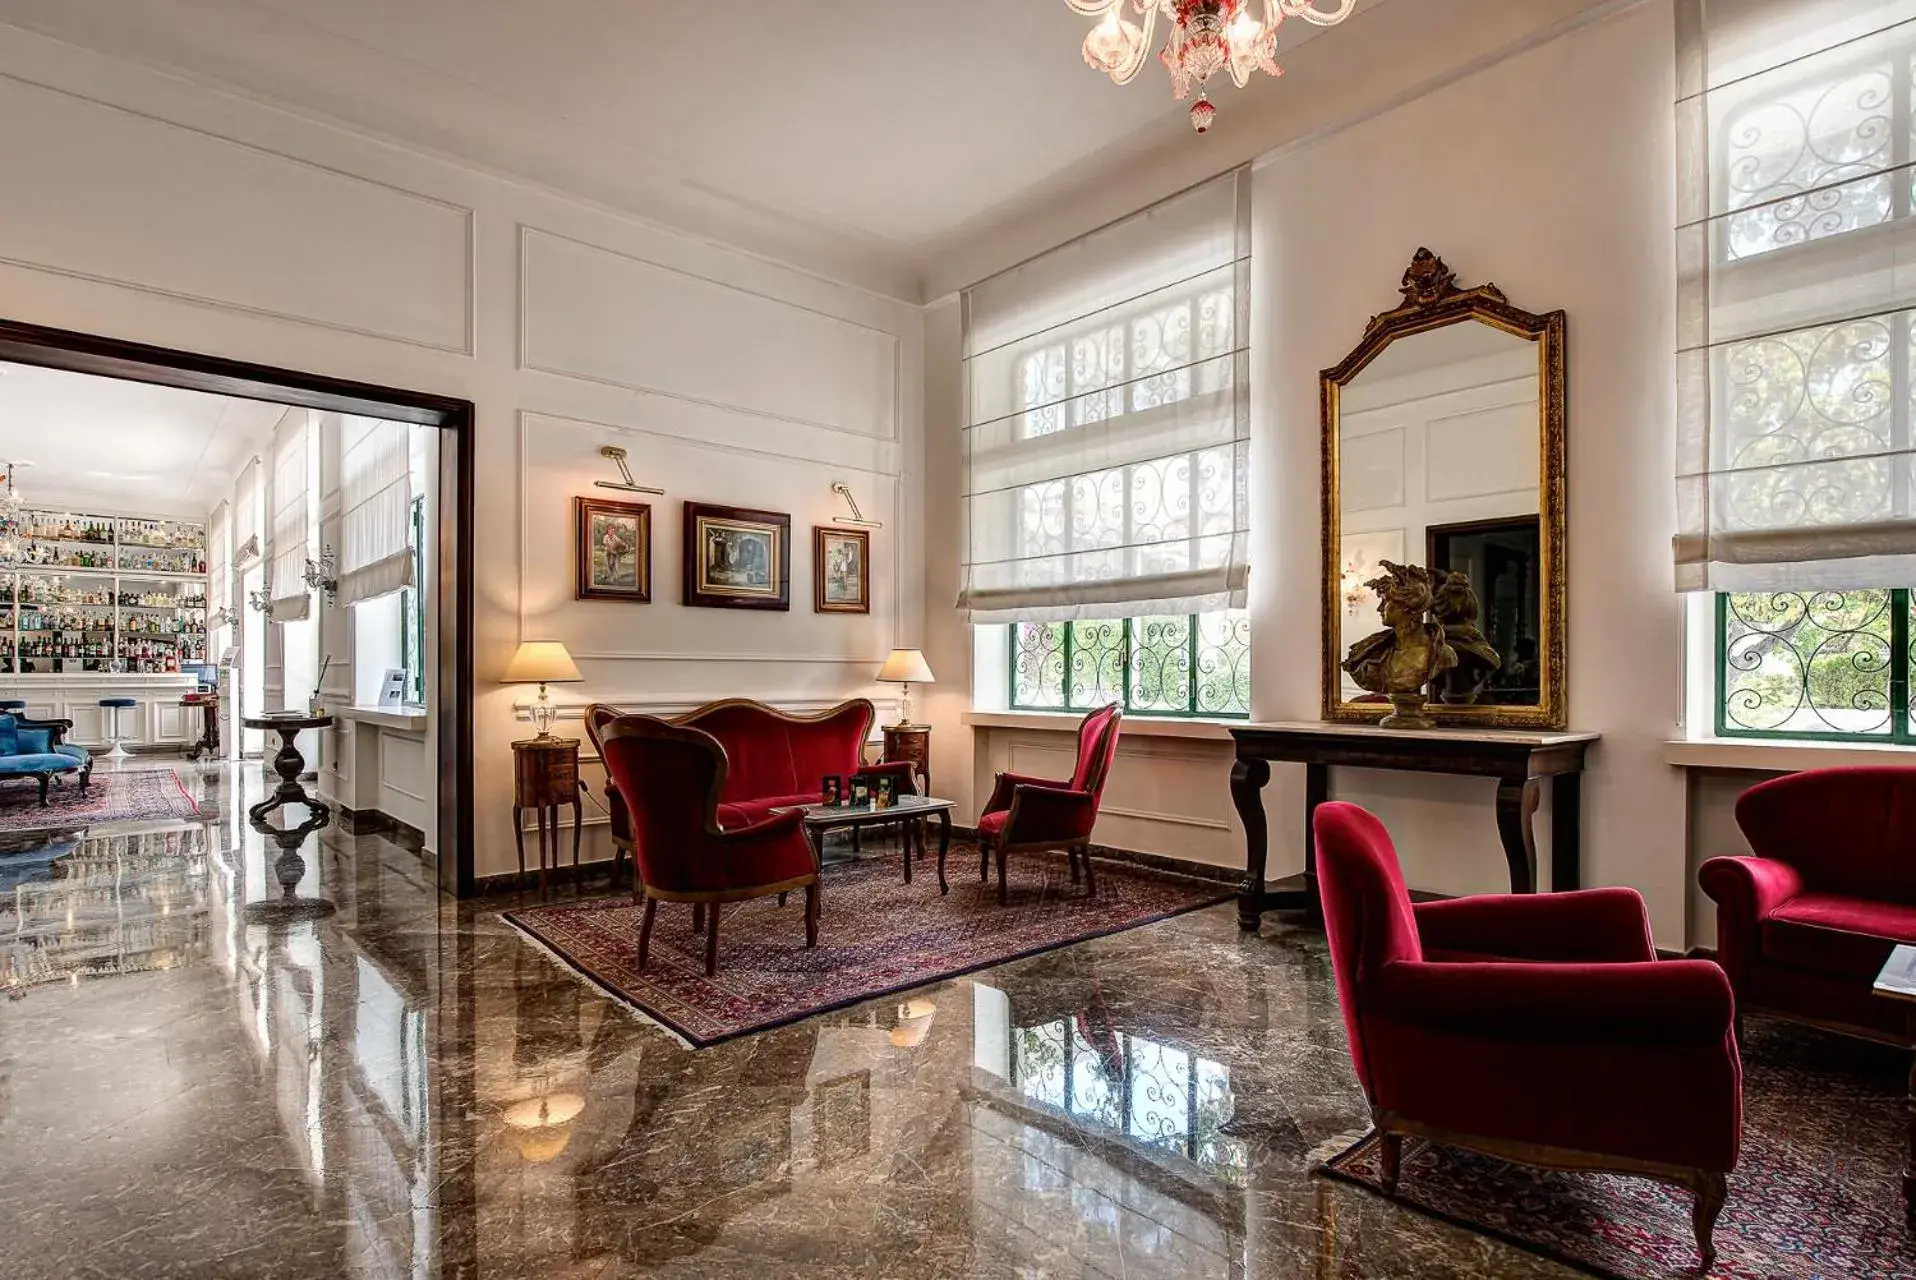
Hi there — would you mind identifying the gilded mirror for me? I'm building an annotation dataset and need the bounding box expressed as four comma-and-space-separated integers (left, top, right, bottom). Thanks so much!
1321, 249, 1567, 729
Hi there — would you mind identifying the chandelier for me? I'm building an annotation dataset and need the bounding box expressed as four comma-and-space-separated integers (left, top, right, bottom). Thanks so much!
0, 463, 27, 565
1068, 0, 1356, 133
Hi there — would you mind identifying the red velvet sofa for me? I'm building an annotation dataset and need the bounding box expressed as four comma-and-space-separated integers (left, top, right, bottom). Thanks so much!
1700, 766, 1916, 1043
1315, 801, 1741, 1268
585, 698, 912, 880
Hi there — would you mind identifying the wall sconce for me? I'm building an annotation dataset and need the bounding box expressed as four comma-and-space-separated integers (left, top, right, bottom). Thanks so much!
1341, 557, 1375, 615
830, 481, 883, 529
303, 544, 338, 603
247, 583, 274, 616
210, 606, 237, 628
593, 445, 664, 495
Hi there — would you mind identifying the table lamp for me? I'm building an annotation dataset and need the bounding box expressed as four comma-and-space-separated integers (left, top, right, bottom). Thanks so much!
503, 640, 582, 740
876, 648, 934, 727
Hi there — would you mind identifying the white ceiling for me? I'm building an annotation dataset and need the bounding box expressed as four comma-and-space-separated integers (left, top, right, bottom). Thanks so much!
0, 362, 286, 519
0, 0, 1626, 300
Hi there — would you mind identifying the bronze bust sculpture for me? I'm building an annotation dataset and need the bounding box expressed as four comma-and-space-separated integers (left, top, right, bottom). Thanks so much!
1341, 561, 1457, 729
1431, 571, 1502, 705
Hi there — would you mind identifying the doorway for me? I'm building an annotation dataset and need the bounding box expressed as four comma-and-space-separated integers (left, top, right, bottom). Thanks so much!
0, 317, 476, 896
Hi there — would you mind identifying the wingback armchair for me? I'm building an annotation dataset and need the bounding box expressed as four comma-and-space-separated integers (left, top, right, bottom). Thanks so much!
976, 703, 1121, 903
1314, 801, 1742, 1269
1700, 766, 1916, 1042
598, 715, 820, 977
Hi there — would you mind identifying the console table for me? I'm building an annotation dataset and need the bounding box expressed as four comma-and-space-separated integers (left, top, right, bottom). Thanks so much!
1228, 720, 1598, 930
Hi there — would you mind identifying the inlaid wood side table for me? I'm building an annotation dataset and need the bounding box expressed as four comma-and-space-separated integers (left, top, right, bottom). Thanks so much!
1874, 944, 1916, 1227
881, 722, 931, 798
512, 736, 582, 892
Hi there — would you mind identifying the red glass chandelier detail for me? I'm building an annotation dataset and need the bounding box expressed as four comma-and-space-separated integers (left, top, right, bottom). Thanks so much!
1068, 0, 1356, 133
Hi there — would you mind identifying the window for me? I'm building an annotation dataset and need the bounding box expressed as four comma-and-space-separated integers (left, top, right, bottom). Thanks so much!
400, 495, 425, 705
1715, 588, 1914, 740
1010, 610, 1249, 718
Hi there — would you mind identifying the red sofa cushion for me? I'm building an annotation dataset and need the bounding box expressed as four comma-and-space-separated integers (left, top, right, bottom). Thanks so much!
1760, 892, 1916, 980
977, 810, 1008, 839
678, 701, 872, 808
1737, 766, 1916, 903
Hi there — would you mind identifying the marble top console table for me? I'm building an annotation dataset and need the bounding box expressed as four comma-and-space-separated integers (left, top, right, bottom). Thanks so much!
1228, 720, 1600, 931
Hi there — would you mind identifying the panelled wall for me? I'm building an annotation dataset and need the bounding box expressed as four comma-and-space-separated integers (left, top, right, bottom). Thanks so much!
925, 0, 1691, 939
0, 24, 924, 878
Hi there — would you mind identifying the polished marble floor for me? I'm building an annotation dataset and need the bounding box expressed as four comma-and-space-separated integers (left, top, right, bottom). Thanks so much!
0, 759, 1591, 1278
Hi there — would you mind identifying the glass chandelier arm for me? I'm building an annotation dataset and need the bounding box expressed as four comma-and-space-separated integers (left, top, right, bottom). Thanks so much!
1278, 0, 1355, 25
1064, 0, 1118, 15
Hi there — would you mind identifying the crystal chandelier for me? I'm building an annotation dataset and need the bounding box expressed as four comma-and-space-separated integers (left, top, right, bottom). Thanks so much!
1068, 0, 1356, 133
0, 463, 27, 565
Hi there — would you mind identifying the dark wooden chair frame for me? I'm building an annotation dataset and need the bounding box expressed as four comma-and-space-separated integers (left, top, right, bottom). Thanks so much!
976, 706, 1122, 905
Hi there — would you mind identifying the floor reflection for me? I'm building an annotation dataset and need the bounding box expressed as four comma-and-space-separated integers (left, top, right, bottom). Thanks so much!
0, 759, 1580, 1279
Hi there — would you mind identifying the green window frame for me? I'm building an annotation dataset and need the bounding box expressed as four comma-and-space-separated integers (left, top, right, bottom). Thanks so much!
1715, 589, 1912, 742
1009, 612, 1250, 719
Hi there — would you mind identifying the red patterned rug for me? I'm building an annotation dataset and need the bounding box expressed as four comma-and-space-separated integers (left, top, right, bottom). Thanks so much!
0, 768, 200, 831
1320, 1018, 1916, 1279
504, 846, 1230, 1046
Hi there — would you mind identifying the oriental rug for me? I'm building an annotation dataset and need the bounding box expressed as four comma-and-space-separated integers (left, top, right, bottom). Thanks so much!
504, 844, 1230, 1047
1320, 1018, 1916, 1279
0, 767, 200, 831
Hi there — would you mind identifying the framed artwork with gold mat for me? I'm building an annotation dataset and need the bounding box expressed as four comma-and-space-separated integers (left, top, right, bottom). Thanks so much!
683, 501, 791, 611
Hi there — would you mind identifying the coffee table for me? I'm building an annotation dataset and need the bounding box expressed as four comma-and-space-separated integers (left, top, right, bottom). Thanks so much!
1874, 943, 1916, 1226
779, 795, 957, 894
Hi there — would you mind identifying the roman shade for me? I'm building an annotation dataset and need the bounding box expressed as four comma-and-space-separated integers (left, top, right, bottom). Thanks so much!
1676, 0, 1916, 590
207, 499, 231, 638
267, 411, 311, 622
958, 168, 1251, 623
232, 458, 262, 568
338, 416, 413, 606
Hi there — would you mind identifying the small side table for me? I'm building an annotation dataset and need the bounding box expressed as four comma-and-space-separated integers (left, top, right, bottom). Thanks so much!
1873, 944, 1916, 1226
512, 736, 582, 892
182, 693, 220, 761
882, 722, 931, 797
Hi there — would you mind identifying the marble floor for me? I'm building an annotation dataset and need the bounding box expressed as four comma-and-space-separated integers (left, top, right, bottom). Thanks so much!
0, 759, 1590, 1279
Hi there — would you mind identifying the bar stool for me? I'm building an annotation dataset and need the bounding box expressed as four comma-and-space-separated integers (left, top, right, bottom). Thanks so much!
98, 697, 137, 759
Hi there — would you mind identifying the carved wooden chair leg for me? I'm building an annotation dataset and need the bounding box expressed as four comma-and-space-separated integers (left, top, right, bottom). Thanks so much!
979, 837, 991, 883
997, 846, 1010, 904
1377, 1129, 1403, 1196
1081, 843, 1097, 897
704, 901, 722, 977
1069, 846, 1081, 883
778, 892, 788, 907
1692, 1170, 1727, 1272
637, 898, 658, 970
804, 884, 819, 948
692, 902, 706, 934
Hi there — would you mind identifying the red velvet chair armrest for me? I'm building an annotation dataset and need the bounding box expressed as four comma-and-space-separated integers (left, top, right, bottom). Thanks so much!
984, 770, 1070, 815
1414, 889, 1656, 963
1370, 959, 1736, 1045
1698, 855, 1804, 922
715, 807, 808, 845
1004, 784, 1098, 846
855, 759, 918, 794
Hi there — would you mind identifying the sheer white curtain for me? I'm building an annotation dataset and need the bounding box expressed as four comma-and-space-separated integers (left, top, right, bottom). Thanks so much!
267, 411, 311, 621
957, 168, 1251, 623
338, 416, 413, 606
232, 458, 262, 567
207, 500, 231, 650
1676, 0, 1916, 590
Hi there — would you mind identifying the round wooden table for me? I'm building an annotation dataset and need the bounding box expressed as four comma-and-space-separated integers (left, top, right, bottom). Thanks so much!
243, 711, 334, 822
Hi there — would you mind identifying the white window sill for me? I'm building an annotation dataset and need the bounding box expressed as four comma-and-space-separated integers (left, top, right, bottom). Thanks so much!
964, 709, 1238, 742
1663, 736, 1916, 771
335, 705, 429, 733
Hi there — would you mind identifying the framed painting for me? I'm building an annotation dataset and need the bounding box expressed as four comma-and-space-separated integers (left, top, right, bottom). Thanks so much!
682, 501, 790, 610
575, 496, 651, 602
813, 526, 870, 614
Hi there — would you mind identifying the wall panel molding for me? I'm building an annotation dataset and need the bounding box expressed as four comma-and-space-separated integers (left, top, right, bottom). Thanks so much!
0, 71, 475, 355
519, 225, 898, 441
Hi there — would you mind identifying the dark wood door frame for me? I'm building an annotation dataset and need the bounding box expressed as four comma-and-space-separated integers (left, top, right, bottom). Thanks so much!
0, 315, 478, 896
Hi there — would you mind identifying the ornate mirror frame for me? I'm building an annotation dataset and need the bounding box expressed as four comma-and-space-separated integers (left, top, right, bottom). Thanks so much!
1320, 249, 1568, 729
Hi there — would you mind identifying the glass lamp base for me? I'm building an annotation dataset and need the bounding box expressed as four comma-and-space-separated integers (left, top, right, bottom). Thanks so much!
532, 688, 557, 739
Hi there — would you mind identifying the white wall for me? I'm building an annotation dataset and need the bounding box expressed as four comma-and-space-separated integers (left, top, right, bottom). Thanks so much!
927, 0, 1691, 939
0, 25, 924, 879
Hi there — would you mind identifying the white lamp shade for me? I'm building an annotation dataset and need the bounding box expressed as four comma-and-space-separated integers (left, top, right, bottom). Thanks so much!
503, 641, 583, 685
876, 648, 935, 684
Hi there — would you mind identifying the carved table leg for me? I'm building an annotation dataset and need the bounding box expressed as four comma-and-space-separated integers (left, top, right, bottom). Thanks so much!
513, 805, 527, 890
1493, 777, 1542, 894
937, 808, 951, 896
571, 797, 583, 873
1302, 760, 1328, 925
1550, 772, 1581, 892
1230, 755, 1272, 931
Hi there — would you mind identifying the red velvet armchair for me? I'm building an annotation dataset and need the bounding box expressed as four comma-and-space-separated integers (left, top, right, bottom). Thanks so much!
976, 704, 1122, 904
1700, 766, 1916, 1043
599, 715, 820, 977
585, 697, 912, 885
1314, 801, 1741, 1269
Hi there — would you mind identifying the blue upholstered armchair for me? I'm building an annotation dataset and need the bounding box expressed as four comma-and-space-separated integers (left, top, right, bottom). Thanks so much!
0, 714, 92, 805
